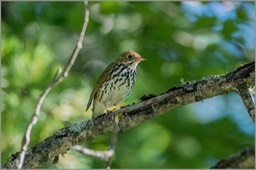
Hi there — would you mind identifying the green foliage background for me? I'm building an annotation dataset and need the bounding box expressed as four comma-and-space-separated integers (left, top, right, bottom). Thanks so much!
1, 1, 255, 168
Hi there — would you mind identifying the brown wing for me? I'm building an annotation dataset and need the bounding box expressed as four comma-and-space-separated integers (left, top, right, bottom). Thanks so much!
85, 62, 115, 111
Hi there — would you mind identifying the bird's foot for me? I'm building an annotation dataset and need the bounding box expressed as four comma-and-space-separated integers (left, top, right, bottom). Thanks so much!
113, 103, 121, 107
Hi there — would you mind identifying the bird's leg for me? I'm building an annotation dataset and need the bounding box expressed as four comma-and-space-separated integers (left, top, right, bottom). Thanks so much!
113, 102, 121, 107
103, 103, 110, 113
112, 102, 122, 112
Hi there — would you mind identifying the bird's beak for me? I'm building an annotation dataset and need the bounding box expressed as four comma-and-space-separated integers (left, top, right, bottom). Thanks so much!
136, 57, 145, 62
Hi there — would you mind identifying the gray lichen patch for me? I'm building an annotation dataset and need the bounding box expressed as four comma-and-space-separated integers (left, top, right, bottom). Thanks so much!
68, 121, 89, 133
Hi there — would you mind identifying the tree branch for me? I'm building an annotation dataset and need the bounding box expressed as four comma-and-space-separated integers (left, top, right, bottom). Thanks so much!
230, 62, 255, 121
4, 61, 254, 169
237, 84, 255, 120
211, 147, 255, 168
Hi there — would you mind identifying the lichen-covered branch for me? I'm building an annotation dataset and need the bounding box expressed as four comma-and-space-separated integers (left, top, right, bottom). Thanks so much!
4, 61, 254, 169
211, 147, 255, 168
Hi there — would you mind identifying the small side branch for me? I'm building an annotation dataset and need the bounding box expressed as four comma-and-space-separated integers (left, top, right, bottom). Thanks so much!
72, 145, 114, 160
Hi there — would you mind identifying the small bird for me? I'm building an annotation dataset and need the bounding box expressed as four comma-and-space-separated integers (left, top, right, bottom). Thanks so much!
86, 50, 145, 118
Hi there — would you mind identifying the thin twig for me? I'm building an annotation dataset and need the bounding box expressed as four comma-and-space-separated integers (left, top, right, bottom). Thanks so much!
72, 145, 114, 160
103, 115, 119, 169
17, 1, 89, 169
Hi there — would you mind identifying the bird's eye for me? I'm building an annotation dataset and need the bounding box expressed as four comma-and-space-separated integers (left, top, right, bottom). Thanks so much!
127, 54, 133, 60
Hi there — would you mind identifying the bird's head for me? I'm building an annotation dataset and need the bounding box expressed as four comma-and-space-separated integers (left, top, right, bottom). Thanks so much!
117, 50, 145, 69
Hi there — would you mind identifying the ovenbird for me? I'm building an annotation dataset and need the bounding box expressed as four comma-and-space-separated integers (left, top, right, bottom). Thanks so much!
86, 50, 145, 118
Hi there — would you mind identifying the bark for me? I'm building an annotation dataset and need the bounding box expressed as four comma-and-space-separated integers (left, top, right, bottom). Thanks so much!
4, 61, 255, 169
211, 147, 255, 168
